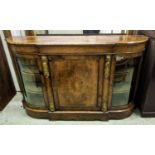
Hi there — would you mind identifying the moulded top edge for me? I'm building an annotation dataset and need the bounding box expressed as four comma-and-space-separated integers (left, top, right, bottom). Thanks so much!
7, 35, 148, 46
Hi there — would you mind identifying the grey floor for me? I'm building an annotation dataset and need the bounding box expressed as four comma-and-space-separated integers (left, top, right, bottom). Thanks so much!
0, 93, 155, 125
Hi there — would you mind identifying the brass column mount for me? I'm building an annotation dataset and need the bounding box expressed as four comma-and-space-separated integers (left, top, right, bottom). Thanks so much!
102, 55, 111, 112
108, 56, 116, 109
41, 56, 55, 112
41, 56, 50, 78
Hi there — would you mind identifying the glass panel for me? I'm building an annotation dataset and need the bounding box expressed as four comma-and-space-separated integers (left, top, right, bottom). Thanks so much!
17, 57, 46, 108
112, 56, 137, 107
17, 57, 39, 74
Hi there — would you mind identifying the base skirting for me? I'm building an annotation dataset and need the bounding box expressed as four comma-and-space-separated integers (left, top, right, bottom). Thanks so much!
23, 101, 134, 121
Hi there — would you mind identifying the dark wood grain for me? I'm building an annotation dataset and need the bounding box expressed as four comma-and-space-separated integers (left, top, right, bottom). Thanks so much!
136, 31, 155, 116
0, 36, 16, 111
49, 56, 99, 111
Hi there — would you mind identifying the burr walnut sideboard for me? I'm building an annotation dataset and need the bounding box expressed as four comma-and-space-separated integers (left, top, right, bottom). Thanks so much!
7, 35, 148, 120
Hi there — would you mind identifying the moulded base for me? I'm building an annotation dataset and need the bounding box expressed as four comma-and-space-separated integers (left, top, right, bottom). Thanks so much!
23, 101, 135, 121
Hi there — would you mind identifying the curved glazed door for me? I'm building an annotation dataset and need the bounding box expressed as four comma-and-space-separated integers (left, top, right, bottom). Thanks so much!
111, 56, 141, 108
16, 55, 47, 109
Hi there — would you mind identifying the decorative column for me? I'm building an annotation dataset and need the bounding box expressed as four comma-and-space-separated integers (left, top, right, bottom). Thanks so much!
41, 56, 55, 111
102, 55, 111, 112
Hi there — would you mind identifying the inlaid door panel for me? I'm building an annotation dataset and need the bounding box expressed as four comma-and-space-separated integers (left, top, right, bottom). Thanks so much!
49, 56, 101, 111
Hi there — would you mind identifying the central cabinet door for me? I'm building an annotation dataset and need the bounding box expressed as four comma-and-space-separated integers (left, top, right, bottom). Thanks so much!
48, 56, 102, 111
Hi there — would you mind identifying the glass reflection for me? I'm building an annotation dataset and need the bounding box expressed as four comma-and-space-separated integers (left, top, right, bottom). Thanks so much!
17, 57, 46, 108
112, 56, 137, 107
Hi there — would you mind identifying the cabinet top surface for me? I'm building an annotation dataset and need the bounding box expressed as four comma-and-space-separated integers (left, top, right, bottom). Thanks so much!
7, 35, 148, 46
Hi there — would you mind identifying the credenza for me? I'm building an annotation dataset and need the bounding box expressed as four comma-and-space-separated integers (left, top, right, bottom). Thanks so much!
7, 35, 148, 120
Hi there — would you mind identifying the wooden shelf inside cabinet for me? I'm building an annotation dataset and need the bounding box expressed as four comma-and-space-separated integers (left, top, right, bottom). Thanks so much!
7, 35, 148, 120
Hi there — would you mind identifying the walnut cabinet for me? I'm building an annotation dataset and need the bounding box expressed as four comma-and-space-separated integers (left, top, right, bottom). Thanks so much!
7, 35, 148, 120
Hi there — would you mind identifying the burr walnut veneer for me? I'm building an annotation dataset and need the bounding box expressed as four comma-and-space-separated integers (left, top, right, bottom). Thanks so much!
7, 35, 148, 120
